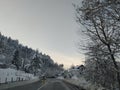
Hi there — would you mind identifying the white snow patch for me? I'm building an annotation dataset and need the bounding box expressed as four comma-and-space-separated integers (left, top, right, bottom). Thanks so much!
71, 75, 78, 80
0, 68, 36, 83
64, 76, 107, 90
57, 76, 64, 80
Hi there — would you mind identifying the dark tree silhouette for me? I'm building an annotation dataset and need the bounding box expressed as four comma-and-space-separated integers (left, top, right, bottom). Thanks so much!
12, 50, 21, 70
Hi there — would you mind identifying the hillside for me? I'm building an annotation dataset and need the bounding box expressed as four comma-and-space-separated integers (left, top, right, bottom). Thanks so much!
0, 33, 63, 76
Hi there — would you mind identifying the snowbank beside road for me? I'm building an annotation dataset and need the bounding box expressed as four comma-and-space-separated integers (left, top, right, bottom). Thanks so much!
0, 77, 40, 90
0, 68, 39, 90
0, 68, 36, 83
64, 76, 106, 90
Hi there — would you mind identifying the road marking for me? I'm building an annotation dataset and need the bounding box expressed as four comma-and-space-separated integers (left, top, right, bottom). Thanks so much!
37, 80, 49, 90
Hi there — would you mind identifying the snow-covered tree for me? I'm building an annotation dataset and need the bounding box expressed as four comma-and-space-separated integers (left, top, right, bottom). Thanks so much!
12, 50, 21, 70
84, 42, 117, 89
75, 0, 120, 89
31, 53, 41, 76
0, 33, 64, 77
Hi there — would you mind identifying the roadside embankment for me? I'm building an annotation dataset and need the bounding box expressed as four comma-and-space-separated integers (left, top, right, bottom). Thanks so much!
63, 77, 106, 90
0, 77, 40, 90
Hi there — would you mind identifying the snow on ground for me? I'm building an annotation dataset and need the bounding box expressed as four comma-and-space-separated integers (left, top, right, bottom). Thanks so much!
0, 68, 36, 84
57, 76, 64, 80
64, 76, 106, 90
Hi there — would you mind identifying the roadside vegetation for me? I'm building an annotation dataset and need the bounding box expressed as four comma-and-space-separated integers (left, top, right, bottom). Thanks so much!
74, 0, 120, 89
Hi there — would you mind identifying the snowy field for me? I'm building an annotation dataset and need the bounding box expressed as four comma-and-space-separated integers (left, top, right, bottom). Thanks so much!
0, 68, 36, 84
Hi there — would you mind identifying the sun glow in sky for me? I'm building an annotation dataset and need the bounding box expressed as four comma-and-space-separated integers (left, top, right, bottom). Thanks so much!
0, 0, 85, 68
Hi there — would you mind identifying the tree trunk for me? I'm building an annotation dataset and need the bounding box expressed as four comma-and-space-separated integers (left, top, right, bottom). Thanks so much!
107, 44, 120, 90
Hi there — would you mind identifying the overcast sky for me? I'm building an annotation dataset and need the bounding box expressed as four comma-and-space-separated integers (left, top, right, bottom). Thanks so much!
0, 0, 84, 68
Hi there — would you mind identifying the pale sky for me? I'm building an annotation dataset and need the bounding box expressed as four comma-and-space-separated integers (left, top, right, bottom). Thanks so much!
0, 0, 85, 68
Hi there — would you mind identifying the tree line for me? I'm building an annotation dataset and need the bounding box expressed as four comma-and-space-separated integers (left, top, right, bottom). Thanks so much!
0, 33, 63, 76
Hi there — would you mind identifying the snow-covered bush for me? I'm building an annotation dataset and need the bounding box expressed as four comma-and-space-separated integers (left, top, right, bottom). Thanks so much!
62, 65, 85, 79
65, 76, 106, 90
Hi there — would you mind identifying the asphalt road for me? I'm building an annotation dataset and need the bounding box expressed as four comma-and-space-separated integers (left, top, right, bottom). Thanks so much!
38, 79, 85, 90
1, 79, 85, 90
1, 80, 42, 90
